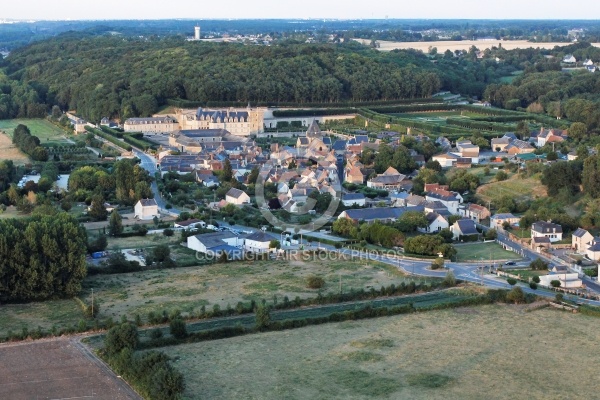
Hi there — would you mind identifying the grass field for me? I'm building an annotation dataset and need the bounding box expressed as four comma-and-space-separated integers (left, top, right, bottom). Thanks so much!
476, 174, 547, 204
163, 304, 600, 399
506, 269, 548, 280
0, 118, 72, 146
83, 256, 413, 322
455, 242, 521, 262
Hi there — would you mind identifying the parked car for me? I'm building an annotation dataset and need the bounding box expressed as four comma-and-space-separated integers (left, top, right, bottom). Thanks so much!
505, 261, 516, 266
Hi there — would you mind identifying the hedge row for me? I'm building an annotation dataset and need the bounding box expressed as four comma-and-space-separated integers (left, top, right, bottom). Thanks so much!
446, 118, 516, 132
166, 97, 439, 110
85, 127, 132, 151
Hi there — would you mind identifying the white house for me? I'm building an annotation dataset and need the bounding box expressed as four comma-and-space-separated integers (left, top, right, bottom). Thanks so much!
432, 153, 458, 168
134, 199, 159, 220
418, 212, 449, 233
491, 213, 521, 229
586, 237, 600, 261
539, 272, 582, 289
225, 188, 251, 205
244, 231, 276, 254
425, 190, 462, 215
531, 221, 563, 243
563, 54, 577, 63
187, 232, 242, 256
342, 193, 366, 207
450, 218, 479, 240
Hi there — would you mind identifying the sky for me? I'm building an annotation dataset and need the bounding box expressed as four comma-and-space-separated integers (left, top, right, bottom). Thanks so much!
4, 0, 600, 20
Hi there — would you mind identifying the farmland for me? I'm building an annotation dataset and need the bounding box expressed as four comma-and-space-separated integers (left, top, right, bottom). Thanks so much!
455, 242, 521, 262
0, 255, 420, 336
354, 38, 600, 53
0, 338, 139, 399
0, 131, 28, 164
0, 118, 72, 146
163, 304, 600, 400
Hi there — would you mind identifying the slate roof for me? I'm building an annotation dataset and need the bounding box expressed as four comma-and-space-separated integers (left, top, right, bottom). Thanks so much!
532, 221, 562, 234
192, 232, 237, 249
573, 228, 590, 238
138, 199, 157, 207
245, 231, 275, 242
342, 193, 366, 201
226, 188, 248, 199
343, 206, 423, 221
332, 140, 347, 150
456, 219, 478, 235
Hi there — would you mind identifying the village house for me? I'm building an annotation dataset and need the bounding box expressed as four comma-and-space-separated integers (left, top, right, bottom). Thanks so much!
418, 212, 449, 233
531, 221, 563, 243
539, 271, 582, 289
244, 231, 276, 254
425, 188, 463, 215
134, 199, 159, 220
450, 218, 479, 240
367, 167, 406, 191
586, 237, 600, 261
491, 213, 521, 229
459, 203, 491, 223
432, 153, 458, 168
491, 136, 511, 152
454, 140, 480, 163
225, 188, 251, 205
338, 206, 423, 224
506, 139, 535, 155
342, 193, 366, 207
572, 228, 594, 252
187, 231, 242, 255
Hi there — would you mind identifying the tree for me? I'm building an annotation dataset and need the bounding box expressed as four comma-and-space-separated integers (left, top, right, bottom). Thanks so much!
269, 240, 281, 250
223, 159, 233, 182
484, 229, 497, 240
546, 151, 558, 161
395, 211, 428, 233
442, 270, 456, 287
530, 258, 549, 271
506, 277, 517, 286
108, 210, 123, 236
569, 122, 588, 140
153, 244, 171, 263
89, 195, 108, 221
255, 303, 271, 331
506, 286, 526, 304
550, 280, 561, 288
169, 318, 187, 339
104, 323, 139, 355
532, 275, 541, 284
495, 170, 508, 182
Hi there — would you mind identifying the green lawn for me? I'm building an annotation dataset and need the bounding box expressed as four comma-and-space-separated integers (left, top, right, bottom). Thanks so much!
455, 242, 521, 262
0, 118, 72, 145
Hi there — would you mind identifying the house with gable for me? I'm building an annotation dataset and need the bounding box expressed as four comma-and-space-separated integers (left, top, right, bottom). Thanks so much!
134, 199, 159, 220
418, 212, 449, 233
460, 203, 491, 223
450, 218, 479, 240
531, 221, 563, 243
572, 228, 594, 252
367, 167, 406, 191
425, 188, 463, 214
225, 188, 251, 205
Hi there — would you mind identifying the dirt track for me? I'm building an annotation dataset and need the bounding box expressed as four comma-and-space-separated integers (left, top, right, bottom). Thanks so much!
0, 337, 141, 400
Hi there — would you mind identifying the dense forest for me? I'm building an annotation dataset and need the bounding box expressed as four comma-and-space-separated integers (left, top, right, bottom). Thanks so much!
0, 33, 528, 121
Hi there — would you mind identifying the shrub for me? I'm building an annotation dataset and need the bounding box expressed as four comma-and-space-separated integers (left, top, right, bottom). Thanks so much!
506, 277, 517, 286
255, 303, 271, 331
442, 271, 456, 288
431, 258, 445, 270
163, 228, 174, 237
529, 282, 538, 290
532, 275, 541, 284
506, 287, 526, 304
530, 258, 549, 271
307, 275, 325, 289
555, 293, 564, 302
104, 323, 139, 355
550, 280, 561, 288
169, 318, 187, 339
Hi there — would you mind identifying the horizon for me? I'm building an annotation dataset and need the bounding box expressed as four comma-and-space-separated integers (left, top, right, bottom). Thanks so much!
5, 0, 600, 21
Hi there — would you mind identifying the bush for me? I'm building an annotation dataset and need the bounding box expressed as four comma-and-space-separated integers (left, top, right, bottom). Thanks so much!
255, 303, 271, 331
506, 287, 526, 304
530, 258, 549, 271
307, 275, 325, 289
506, 277, 517, 286
529, 282, 538, 290
104, 323, 139, 355
431, 258, 445, 270
532, 275, 541, 284
169, 318, 187, 339
442, 271, 456, 288
550, 280, 561, 288
163, 228, 174, 237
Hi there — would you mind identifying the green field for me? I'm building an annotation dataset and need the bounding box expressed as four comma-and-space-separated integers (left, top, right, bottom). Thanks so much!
455, 242, 521, 262
506, 269, 548, 280
0, 118, 72, 145
476, 174, 547, 204
161, 304, 600, 400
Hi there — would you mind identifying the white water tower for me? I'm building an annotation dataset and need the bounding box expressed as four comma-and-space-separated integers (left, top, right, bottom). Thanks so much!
194, 26, 201, 40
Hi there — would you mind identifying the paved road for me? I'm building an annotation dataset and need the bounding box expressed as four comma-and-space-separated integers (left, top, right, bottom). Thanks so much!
133, 150, 181, 215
